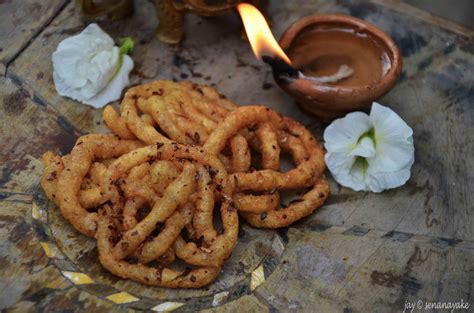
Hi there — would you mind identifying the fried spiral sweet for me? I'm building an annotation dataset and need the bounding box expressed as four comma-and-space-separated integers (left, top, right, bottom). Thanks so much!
103, 80, 251, 174
95, 142, 238, 287
41, 79, 330, 289
204, 105, 329, 228
41, 134, 144, 237
104, 80, 237, 145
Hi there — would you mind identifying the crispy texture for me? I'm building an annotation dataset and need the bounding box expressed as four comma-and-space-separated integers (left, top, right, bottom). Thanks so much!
55, 134, 144, 236
117, 80, 238, 145
205, 106, 325, 191
232, 122, 281, 214
256, 122, 281, 170
40, 80, 330, 288
133, 202, 194, 264
192, 166, 218, 241
107, 162, 197, 260
240, 178, 330, 228
100, 142, 239, 266
121, 85, 172, 145
103, 105, 136, 140
42, 153, 113, 209
204, 105, 328, 228
230, 134, 251, 173
122, 197, 147, 230
97, 212, 221, 288
149, 160, 180, 194
233, 192, 279, 213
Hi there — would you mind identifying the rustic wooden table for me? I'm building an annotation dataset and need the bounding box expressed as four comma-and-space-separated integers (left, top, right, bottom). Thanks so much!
1, 0, 473, 312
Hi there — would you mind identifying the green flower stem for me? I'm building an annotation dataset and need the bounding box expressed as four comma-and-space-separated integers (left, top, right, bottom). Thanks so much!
116, 37, 134, 74
119, 37, 134, 56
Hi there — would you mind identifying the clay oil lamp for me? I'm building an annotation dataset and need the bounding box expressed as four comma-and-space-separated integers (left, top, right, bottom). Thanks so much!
237, 4, 402, 121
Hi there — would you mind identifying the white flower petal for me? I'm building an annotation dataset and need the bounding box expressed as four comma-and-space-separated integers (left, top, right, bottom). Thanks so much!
369, 103, 414, 172
53, 24, 115, 92
371, 136, 414, 172
52, 50, 87, 89
324, 111, 371, 152
366, 154, 415, 192
53, 70, 89, 101
85, 55, 134, 108
56, 23, 114, 52
370, 102, 413, 140
52, 23, 132, 108
324, 102, 415, 193
325, 152, 366, 191
350, 136, 375, 158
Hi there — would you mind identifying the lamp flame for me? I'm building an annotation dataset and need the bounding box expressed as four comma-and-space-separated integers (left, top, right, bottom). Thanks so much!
237, 3, 292, 65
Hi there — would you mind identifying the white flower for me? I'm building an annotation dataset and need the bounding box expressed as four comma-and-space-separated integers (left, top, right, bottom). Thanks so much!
52, 23, 134, 108
324, 102, 415, 192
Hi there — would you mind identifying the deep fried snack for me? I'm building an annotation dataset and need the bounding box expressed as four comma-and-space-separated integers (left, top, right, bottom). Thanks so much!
97, 212, 221, 288
149, 160, 180, 194
120, 85, 172, 145
256, 122, 281, 170
205, 106, 325, 191
88, 162, 107, 185
106, 162, 198, 261
118, 163, 162, 230
103, 105, 136, 140
192, 165, 218, 241
101, 142, 238, 267
233, 192, 280, 213
55, 134, 143, 237
119, 81, 192, 144
204, 105, 328, 228
132, 202, 194, 264
157, 246, 176, 265
40, 79, 332, 289
230, 134, 251, 173
117, 80, 238, 145
122, 196, 148, 230
240, 178, 330, 228
117, 79, 252, 181
42, 153, 107, 209
231, 122, 281, 214
120, 163, 160, 203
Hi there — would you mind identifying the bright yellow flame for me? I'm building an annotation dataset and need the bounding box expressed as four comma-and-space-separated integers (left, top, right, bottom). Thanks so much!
237, 3, 292, 65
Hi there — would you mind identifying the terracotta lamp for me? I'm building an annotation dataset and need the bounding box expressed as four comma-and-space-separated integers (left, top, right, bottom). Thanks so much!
78, 0, 268, 44
238, 5, 402, 121
275, 14, 402, 121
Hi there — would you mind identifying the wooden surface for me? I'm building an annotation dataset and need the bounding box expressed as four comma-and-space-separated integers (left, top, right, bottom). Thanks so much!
0, 0, 68, 75
1, 0, 473, 312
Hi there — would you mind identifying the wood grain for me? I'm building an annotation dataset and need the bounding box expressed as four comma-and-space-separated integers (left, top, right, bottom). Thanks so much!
1, 0, 473, 311
0, 0, 68, 71
0, 77, 79, 194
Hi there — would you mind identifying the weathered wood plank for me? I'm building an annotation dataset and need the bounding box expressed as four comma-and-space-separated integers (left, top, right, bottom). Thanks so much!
253, 226, 474, 312
0, 0, 68, 72
1, 0, 473, 311
0, 76, 79, 194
